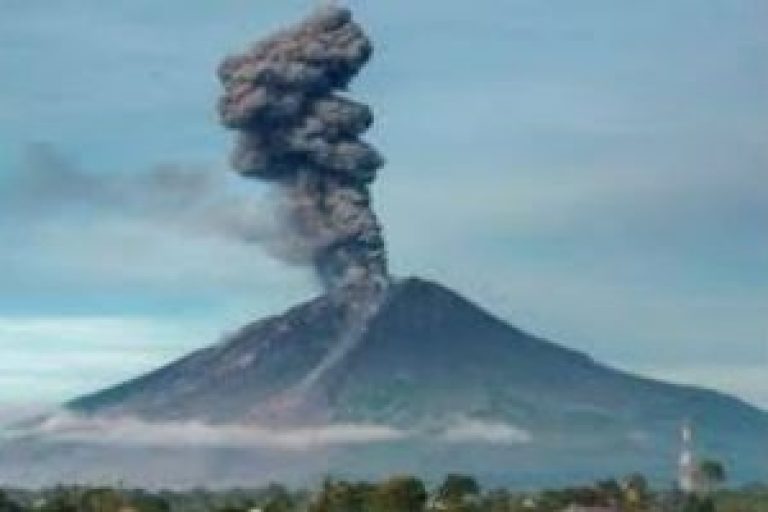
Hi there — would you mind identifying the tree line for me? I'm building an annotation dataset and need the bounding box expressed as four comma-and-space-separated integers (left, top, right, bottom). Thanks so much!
1, 471, 764, 512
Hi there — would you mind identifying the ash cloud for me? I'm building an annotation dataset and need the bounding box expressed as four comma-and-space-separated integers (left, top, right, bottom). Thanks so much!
217, 6, 389, 298
1, 143, 295, 260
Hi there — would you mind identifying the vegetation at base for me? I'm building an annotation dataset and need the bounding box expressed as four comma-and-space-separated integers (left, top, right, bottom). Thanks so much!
1, 475, 766, 512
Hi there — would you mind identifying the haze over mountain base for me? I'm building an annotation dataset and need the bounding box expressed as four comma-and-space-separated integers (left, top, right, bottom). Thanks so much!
1, 278, 766, 487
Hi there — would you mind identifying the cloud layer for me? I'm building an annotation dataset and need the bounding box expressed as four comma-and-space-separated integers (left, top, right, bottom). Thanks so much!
438, 419, 532, 444
4, 412, 532, 450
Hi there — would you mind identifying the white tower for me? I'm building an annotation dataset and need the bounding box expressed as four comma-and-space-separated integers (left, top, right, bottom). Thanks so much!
678, 422, 697, 493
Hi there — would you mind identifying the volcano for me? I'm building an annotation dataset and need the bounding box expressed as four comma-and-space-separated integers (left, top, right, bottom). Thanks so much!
68, 277, 766, 437
2, 278, 764, 487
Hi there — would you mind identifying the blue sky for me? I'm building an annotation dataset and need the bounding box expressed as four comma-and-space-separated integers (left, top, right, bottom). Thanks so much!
1, 0, 766, 409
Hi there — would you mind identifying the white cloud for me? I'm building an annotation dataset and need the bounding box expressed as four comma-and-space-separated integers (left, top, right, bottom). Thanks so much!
438, 418, 532, 444
12, 412, 409, 450
5, 412, 535, 449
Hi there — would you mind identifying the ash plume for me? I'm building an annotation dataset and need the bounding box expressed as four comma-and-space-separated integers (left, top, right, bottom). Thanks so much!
3, 143, 278, 247
217, 6, 389, 302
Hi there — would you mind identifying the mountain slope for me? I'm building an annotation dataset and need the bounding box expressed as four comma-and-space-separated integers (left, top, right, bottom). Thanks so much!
70, 278, 767, 435
324, 279, 767, 436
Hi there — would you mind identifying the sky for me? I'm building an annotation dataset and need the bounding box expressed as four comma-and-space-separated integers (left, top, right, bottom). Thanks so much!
0, 0, 766, 410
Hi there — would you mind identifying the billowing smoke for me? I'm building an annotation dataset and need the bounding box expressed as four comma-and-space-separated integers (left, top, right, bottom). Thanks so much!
217, 6, 389, 302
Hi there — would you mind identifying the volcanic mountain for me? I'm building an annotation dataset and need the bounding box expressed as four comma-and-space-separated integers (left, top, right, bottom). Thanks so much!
67, 278, 763, 431
0, 277, 747, 486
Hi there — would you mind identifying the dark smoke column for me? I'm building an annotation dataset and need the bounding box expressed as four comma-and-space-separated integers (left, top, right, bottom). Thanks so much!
217, 6, 389, 302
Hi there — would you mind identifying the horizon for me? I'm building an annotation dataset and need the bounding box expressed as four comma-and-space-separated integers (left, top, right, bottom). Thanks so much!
1, 0, 766, 413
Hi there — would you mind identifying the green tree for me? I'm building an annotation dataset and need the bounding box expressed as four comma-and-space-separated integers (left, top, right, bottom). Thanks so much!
481, 489, 530, 512
682, 495, 715, 512
131, 494, 171, 512
263, 484, 296, 512
0, 490, 24, 512
436, 475, 481, 512
310, 479, 373, 512
437, 474, 480, 503
371, 475, 426, 512
80, 488, 124, 512
39, 495, 77, 512
698, 459, 726, 494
